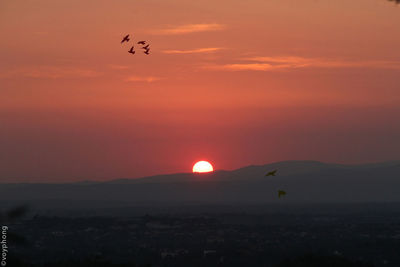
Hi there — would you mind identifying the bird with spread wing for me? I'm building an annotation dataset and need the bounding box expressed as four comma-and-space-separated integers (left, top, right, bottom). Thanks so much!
121, 34, 130, 44
265, 169, 277, 176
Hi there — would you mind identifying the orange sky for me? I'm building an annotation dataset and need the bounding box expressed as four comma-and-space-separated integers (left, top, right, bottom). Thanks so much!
1, 0, 400, 182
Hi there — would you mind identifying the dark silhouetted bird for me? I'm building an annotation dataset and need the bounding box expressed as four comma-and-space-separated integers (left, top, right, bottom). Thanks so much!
128, 46, 135, 54
138, 41, 146, 45
121, 34, 130, 44
265, 170, 277, 176
278, 190, 286, 198
142, 44, 150, 49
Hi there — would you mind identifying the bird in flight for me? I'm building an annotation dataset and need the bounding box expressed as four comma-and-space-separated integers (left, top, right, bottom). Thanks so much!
278, 190, 286, 198
137, 41, 146, 45
121, 34, 130, 44
265, 170, 277, 176
128, 46, 135, 54
142, 44, 150, 50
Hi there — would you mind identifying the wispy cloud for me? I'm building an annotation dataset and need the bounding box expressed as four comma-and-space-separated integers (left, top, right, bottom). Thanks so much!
205, 56, 400, 71
125, 76, 161, 82
162, 47, 223, 54
0, 66, 101, 79
207, 63, 279, 71
248, 56, 400, 69
152, 23, 226, 35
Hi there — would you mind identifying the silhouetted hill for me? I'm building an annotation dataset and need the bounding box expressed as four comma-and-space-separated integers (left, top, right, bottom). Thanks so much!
105, 160, 400, 184
1, 160, 400, 210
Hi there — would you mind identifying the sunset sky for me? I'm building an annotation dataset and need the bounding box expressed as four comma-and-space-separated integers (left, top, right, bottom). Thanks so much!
1, 0, 400, 182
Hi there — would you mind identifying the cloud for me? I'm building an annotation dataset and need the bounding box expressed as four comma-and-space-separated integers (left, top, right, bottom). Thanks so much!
152, 23, 225, 35
162, 47, 223, 54
0, 66, 101, 79
207, 63, 278, 71
124, 76, 161, 82
248, 56, 310, 65
248, 56, 400, 69
204, 56, 400, 71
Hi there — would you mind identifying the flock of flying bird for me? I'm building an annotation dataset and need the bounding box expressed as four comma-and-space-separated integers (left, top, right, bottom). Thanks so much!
121, 34, 150, 55
265, 169, 287, 198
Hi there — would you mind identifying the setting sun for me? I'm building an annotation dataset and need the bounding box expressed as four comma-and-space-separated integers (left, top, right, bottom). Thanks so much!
192, 161, 214, 173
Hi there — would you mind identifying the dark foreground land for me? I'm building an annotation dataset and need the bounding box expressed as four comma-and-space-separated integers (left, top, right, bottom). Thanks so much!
5, 204, 400, 267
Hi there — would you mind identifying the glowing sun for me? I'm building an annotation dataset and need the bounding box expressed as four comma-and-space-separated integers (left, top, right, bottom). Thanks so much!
192, 161, 214, 173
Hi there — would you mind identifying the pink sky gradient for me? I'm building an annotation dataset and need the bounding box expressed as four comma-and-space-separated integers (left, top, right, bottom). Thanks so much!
1, 0, 400, 182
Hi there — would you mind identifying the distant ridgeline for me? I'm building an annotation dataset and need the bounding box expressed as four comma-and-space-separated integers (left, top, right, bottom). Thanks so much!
1, 161, 400, 210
